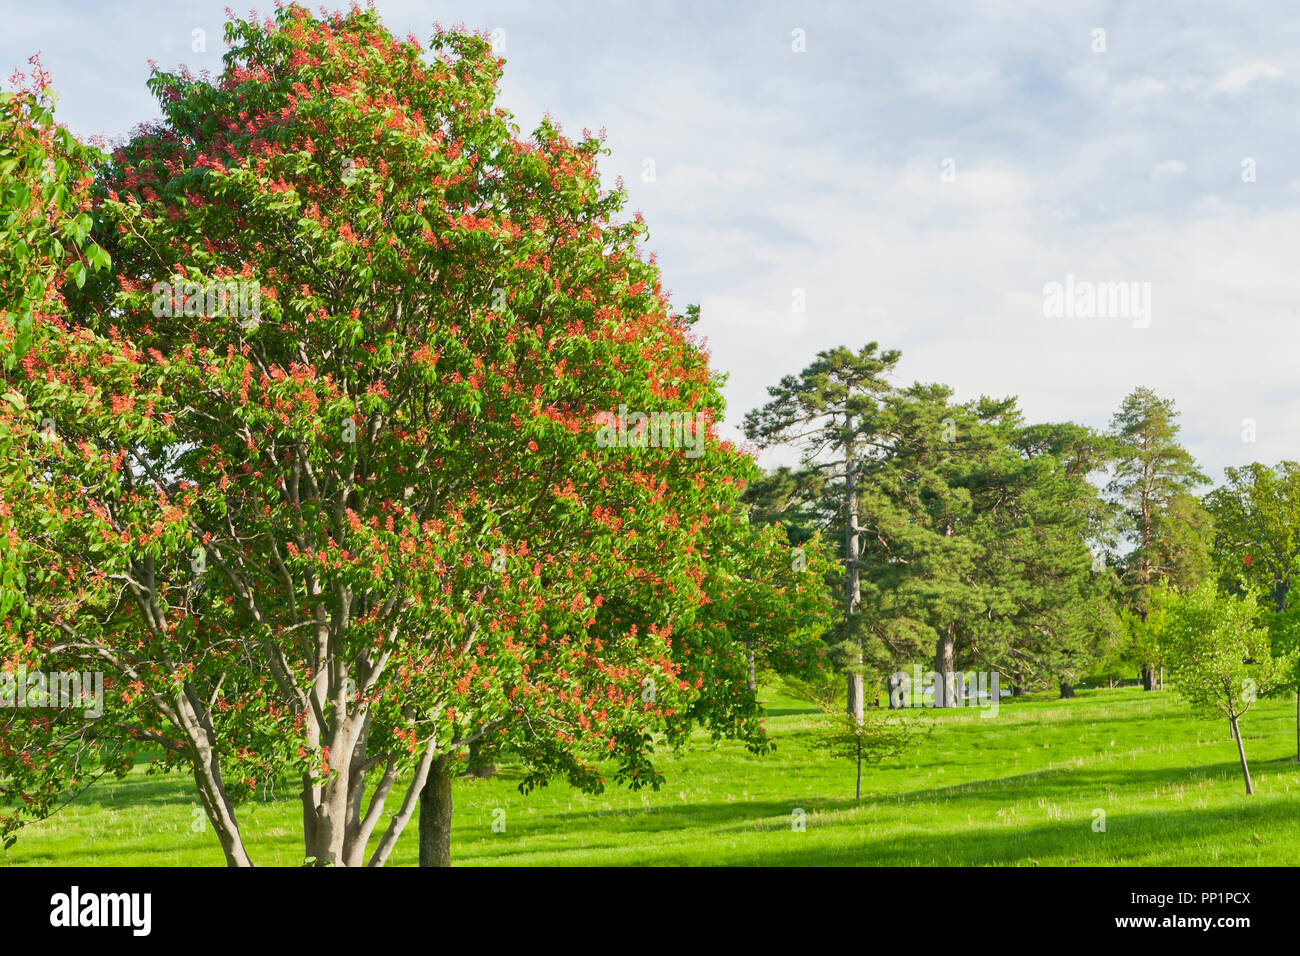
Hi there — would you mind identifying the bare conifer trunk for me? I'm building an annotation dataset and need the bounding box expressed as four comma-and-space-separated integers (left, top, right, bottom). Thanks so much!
844, 435, 864, 725
934, 628, 956, 708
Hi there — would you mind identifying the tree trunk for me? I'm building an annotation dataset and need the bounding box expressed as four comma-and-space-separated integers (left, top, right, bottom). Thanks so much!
1012, 683, 1025, 697
745, 640, 756, 694
305, 714, 370, 866
1230, 714, 1254, 795
855, 737, 862, 801
464, 737, 496, 778
933, 518, 958, 708
307, 777, 350, 866
300, 773, 320, 859
1140, 663, 1155, 691
178, 689, 252, 867
366, 737, 441, 868
844, 435, 863, 722
192, 759, 253, 867
934, 628, 956, 707
418, 756, 454, 867
847, 672, 864, 724
1059, 682, 1075, 699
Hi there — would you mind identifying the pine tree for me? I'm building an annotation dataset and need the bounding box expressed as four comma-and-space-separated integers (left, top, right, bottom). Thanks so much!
1107, 386, 1211, 689
863, 391, 1111, 704
977, 422, 1119, 699
857, 384, 993, 708
743, 344, 901, 722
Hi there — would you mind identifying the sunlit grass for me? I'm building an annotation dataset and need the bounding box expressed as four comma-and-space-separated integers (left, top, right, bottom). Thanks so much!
4, 686, 1298, 865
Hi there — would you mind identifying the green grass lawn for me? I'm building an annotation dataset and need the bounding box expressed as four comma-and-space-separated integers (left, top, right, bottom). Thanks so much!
4, 685, 1298, 866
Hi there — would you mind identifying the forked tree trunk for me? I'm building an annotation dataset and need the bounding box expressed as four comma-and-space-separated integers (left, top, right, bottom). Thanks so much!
307, 776, 350, 865
1230, 714, 1254, 795
419, 756, 454, 867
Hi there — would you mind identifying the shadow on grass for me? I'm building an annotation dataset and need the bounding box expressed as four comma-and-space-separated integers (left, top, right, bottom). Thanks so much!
760, 706, 823, 718
11, 769, 301, 813
710, 796, 1297, 867
11, 754, 1296, 867
866, 752, 1300, 804
464, 753, 1300, 856
469, 777, 1298, 866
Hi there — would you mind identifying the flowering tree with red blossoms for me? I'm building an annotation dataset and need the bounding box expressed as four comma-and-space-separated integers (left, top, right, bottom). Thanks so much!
1, 6, 833, 865
0, 57, 137, 846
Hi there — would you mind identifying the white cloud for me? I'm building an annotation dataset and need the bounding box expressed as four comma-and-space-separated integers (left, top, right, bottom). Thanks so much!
1209, 62, 1284, 93
6, 0, 1300, 484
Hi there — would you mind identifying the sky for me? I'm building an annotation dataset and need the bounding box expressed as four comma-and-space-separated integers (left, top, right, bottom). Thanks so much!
3, 0, 1298, 482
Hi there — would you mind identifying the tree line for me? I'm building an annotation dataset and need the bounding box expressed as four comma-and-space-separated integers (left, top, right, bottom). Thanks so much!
741, 345, 1300, 789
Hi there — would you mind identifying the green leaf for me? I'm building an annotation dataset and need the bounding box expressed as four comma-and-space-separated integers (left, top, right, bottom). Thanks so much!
87, 243, 111, 272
